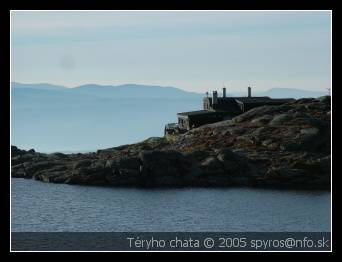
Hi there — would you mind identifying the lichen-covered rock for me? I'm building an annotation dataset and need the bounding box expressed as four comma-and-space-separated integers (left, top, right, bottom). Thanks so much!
269, 113, 293, 126
250, 115, 273, 125
138, 150, 193, 186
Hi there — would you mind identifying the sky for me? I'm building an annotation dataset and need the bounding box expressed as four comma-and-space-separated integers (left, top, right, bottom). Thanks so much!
11, 10, 331, 93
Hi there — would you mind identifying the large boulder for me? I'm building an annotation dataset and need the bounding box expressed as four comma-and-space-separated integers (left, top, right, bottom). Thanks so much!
269, 113, 293, 126
103, 156, 142, 186
138, 150, 192, 186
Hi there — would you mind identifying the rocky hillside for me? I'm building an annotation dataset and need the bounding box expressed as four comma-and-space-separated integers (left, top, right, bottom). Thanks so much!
11, 96, 331, 189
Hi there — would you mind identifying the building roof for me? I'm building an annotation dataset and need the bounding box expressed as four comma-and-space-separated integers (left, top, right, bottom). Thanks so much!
177, 110, 218, 117
234, 97, 294, 104
165, 123, 178, 128
177, 109, 236, 117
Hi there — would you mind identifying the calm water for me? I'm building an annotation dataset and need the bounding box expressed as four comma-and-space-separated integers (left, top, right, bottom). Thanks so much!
11, 178, 331, 232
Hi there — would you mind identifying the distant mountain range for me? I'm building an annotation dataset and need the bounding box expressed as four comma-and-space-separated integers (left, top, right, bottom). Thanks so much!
12, 82, 327, 99
255, 87, 328, 99
11, 82, 202, 99
227, 87, 327, 99
11, 82, 328, 152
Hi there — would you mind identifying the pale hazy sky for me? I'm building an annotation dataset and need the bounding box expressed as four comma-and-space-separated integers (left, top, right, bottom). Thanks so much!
11, 10, 331, 93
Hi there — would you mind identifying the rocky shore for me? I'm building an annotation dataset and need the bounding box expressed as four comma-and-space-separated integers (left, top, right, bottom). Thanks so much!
11, 96, 331, 189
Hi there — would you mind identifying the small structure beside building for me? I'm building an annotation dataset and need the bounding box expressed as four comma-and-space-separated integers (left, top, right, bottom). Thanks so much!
165, 86, 295, 136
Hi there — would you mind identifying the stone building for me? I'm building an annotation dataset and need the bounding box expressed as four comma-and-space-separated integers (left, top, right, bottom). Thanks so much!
164, 87, 294, 135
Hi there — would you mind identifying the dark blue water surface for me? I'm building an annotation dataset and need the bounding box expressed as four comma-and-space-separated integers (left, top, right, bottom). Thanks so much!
11, 178, 331, 232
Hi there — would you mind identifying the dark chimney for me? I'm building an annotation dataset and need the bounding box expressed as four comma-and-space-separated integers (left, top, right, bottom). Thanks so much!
248, 86, 252, 97
212, 91, 218, 104
223, 87, 226, 98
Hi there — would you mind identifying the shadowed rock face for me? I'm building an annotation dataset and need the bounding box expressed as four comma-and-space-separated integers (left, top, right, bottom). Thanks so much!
11, 96, 331, 189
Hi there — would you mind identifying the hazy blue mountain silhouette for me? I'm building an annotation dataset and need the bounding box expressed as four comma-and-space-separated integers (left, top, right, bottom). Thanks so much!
12, 82, 67, 91
255, 88, 327, 99
11, 82, 327, 152
231, 88, 327, 99
12, 82, 202, 99
72, 83, 202, 99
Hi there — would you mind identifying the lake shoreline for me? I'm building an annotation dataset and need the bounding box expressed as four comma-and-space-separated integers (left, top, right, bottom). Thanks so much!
11, 176, 330, 191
